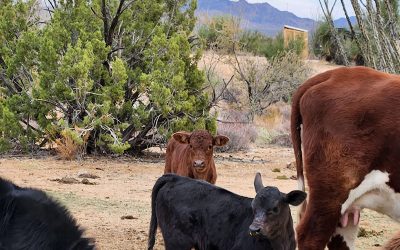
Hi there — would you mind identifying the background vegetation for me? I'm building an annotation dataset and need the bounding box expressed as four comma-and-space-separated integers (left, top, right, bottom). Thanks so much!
0, 0, 312, 156
197, 16, 306, 58
197, 15, 310, 152
0, 0, 215, 156
314, 0, 400, 71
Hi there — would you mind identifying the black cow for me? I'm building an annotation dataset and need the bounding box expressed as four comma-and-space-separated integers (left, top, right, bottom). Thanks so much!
0, 177, 95, 250
148, 173, 306, 250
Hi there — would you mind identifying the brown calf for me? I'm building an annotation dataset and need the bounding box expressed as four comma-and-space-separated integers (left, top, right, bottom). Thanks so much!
164, 130, 229, 184
291, 66, 400, 249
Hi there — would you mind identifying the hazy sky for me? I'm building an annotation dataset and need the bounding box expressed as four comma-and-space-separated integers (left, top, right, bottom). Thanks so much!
243, 0, 355, 20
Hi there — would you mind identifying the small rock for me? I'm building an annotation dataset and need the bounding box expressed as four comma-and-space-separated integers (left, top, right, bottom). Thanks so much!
78, 173, 100, 179
51, 177, 80, 184
276, 175, 288, 180
286, 161, 296, 170
81, 178, 96, 185
121, 215, 137, 220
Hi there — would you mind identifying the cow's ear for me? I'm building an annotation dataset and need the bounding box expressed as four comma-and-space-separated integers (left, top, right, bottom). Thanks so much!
213, 135, 229, 146
173, 132, 191, 144
284, 190, 307, 206
254, 172, 264, 193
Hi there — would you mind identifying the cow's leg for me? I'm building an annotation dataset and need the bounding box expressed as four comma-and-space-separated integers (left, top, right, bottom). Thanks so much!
296, 192, 343, 250
159, 220, 194, 250
327, 208, 360, 250
164, 147, 172, 173
164, 162, 171, 173
328, 223, 359, 250
164, 241, 192, 250
162, 233, 193, 250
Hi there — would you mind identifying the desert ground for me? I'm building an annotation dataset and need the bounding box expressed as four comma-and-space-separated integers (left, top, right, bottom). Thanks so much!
1, 60, 399, 250
1, 146, 400, 250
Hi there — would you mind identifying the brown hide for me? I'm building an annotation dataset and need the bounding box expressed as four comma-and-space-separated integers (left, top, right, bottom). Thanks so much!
164, 130, 229, 184
291, 66, 400, 249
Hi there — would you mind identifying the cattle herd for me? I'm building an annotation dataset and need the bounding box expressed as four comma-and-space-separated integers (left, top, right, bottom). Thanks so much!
1, 66, 400, 250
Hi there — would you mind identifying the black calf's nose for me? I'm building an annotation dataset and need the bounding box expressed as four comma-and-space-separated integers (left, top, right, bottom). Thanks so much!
249, 226, 261, 237
194, 160, 205, 168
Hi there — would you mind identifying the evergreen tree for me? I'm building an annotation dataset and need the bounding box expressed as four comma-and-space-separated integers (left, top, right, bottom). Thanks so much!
0, 0, 40, 152
0, 0, 214, 155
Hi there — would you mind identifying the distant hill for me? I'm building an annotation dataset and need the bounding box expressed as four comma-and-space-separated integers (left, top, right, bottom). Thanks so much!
196, 0, 317, 36
333, 16, 357, 29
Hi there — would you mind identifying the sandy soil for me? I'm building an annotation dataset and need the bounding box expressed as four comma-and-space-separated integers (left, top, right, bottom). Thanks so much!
0, 145, 399, 250
306, 59, 344, 76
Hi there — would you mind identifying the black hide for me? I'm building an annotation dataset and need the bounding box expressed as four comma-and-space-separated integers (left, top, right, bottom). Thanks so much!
148, 174, 305, 250
0, 177, 94, 250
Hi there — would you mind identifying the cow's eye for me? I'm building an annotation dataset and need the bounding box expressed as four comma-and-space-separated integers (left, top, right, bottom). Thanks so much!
208, 145, 212, 150
272, 207, 279, 214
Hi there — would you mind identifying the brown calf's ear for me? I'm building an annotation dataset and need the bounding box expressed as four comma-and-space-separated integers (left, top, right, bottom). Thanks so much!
254, 172, 264, 193
173, 132, 191, 144
213, 135, 229, 146
285, 190, 307, 206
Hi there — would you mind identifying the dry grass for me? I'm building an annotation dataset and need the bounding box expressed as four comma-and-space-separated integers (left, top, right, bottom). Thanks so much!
253, 102, 292, 147
216, 110, 257, 152
55, 136, 81, 160
200, 51, 331, 150
54, 129, 90, 160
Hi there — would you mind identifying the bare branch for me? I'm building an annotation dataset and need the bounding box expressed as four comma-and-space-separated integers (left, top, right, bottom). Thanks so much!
34, 98, 68, 114
91, 7, 105, 20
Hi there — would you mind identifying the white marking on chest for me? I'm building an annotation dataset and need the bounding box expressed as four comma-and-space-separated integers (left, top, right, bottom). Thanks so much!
341, 170, 400, 222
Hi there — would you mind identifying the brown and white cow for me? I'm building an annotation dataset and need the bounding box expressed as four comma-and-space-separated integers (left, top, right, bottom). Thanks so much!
291, 66, 400, 249
164, 130, 229, 184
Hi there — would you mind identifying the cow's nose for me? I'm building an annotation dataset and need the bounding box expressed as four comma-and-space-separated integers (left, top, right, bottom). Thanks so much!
249, 226, 261, 237
193, 160, 205, 168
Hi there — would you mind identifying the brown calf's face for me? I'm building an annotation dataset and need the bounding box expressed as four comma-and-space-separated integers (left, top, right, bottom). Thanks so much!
173, 130, 229, 170
249, 173, 306, 239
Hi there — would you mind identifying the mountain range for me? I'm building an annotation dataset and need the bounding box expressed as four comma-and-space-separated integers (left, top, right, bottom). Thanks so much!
196, 0, 356, 36
333, 16, 358, 29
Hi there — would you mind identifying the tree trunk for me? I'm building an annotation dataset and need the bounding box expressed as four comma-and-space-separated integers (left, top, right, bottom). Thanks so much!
320, 0, 349, 66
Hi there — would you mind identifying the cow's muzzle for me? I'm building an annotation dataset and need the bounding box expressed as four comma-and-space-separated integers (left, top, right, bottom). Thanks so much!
193, 160, 205, 169
249, 215, 264, 237
249, 225, 261, 237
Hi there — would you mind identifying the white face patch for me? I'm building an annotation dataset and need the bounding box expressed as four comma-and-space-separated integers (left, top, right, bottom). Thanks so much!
341, 170, 400, 222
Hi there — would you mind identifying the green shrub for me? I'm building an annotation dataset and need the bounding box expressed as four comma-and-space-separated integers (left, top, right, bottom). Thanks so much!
198, 16, 305, 58
312, 21, 362, 64
0, 0, 214, 155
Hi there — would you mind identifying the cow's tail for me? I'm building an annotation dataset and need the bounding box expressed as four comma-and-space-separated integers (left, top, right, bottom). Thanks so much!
291, 80, 307, 221
147, 174, 176, 250
290, 70, 333, 220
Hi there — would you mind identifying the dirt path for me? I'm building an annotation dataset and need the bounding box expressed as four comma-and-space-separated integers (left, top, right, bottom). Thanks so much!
0, 146, 399, 249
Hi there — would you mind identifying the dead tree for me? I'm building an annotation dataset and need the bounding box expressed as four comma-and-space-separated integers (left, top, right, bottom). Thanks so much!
344, 0, 400, 73
319, 0, 350, 66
